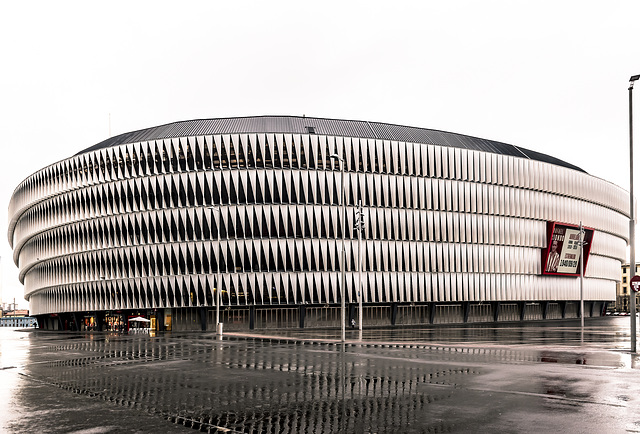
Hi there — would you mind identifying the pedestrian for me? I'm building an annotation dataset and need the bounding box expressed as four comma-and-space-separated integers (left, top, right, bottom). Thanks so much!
350, 318, 356, 329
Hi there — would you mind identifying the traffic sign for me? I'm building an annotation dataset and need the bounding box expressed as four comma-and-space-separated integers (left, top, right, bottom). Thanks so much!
631, 275, 640, 292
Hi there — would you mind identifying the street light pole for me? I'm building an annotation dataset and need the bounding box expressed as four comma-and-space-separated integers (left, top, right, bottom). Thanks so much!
208, 206, 223, 336
629, 74, 640, 353
330, 153, 346, 343
358, 200, 364, 331
356, 200, 364, 331
579, 221, 584, 332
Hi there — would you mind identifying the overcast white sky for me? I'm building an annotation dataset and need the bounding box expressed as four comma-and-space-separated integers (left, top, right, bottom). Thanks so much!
1, 1, 639, 309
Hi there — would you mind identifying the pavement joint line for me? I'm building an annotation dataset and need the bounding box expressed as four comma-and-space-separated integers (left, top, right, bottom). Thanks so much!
224, 331, 622, 352
226, 332, 450, 349
223, 331, 636, 369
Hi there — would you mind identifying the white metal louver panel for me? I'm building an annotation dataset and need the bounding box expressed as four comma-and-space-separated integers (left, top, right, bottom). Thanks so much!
420, 144, 428, 177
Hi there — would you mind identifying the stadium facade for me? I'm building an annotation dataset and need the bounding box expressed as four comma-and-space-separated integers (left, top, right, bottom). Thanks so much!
8, 116, 628, 331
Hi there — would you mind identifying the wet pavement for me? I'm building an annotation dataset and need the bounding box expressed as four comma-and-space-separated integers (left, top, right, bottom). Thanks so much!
3, 317, 640, 433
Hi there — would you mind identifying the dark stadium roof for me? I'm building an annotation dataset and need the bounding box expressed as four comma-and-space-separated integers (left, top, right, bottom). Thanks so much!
77, 115, 585, 173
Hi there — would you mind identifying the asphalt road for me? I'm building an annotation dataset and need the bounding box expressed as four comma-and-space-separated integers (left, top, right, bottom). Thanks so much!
3, 317, 640, 433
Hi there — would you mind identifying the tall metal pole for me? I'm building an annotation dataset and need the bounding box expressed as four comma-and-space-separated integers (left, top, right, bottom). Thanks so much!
629, 75, 639, 352
579, 221, 584, 332
340, 160, 346, 343
209, 206, 223, 335
357, 200, 363, 331
217, 211, 223, 335
330, 153, 346, 343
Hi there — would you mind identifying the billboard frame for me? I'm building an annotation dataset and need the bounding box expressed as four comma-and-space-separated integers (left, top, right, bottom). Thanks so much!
541, 221, 594, 277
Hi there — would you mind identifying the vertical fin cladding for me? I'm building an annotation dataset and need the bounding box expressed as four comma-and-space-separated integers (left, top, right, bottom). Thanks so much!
9, 116, 627, 317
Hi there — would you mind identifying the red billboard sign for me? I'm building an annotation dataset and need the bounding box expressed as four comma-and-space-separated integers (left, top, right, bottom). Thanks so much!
631, 275, 640, 293
542, 222, 594, 277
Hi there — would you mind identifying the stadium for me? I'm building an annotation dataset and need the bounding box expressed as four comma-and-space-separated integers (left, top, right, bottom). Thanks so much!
7, 116, 628, 331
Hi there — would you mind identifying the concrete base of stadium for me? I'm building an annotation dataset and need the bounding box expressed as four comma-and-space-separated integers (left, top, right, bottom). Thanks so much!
34, 300, 609, 332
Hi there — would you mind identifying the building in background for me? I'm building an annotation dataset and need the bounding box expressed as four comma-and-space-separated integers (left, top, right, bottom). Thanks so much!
7, 116, 628, 331
0, 308, 36, 327
617, 263, 640, 312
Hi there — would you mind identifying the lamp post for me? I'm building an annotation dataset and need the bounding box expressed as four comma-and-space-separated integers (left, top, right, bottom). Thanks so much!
579, 221, 585, 333
629, 74, 640, 352
330, 153, 346, 343
208, 206, 223, 336
355, 200, 365, 332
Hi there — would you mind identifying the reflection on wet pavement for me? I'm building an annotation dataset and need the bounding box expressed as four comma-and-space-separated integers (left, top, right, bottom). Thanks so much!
17, 336, 473, 432
4, 317, 640, 433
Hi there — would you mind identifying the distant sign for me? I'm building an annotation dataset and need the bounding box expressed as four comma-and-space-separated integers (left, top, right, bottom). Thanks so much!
542, 222, 594, 277
631, 275, 640, 293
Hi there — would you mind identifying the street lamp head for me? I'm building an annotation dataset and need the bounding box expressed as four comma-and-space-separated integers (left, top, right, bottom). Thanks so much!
631, 75, 640, 82
329, 153, 343, 170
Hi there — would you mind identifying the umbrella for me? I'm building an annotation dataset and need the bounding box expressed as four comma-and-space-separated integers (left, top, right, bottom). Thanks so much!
129, 316, 151, 322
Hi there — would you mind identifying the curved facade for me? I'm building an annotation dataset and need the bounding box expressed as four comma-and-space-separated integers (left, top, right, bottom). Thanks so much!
8, 116, 629, 330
